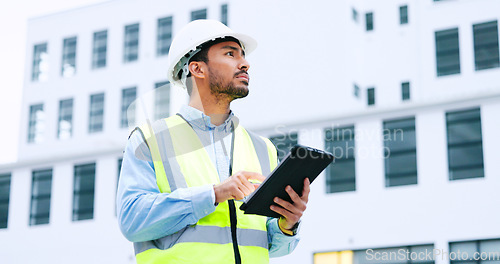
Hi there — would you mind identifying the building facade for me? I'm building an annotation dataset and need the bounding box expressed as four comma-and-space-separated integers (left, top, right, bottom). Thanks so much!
1, 0, 499, 263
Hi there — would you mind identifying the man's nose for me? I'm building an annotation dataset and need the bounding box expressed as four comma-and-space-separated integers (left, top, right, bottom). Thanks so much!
239, 57, 250, 71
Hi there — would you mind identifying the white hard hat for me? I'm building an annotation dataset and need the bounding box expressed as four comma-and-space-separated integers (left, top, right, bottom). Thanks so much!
167, 19, 257, 89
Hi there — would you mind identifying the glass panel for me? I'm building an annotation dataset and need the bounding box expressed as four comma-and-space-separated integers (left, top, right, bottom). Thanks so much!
58, 99, 73, 139
446, 108, 480, 122
480, 240, 500, 252
386, 152, 417, 175
400, 6, 408, 24
450, 241, 477, 254
124, 24, 139, 62
92, 30, 107, 68
448, 144, 484, 168
0, 174, 11, 229
366, 12, 373, 31
221, 4, 228, 25
367, 88, 375, 105
157, 17, 172, 56
121, 87, 137, 128
447, 121, 482, 144
61, 37, 77, 77
325, 126, 355, 193
30, 169, 52, 225
435, 28, 460, 76
32, 43, 49, 81
28, 104, 45, 143
269, 133, 298, 161
89, 93, 105, 133
191, 9, 207, 21
73, 163, 95, 221
473, 21, 499, 70
154, 81, 170, 120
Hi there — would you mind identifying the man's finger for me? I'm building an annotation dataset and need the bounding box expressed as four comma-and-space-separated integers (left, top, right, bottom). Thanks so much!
236, 175, 256, 195
274, 197, 300, 215
285, 185, 301, 203
243, 171, 266, 182
301, 178, 311, 201
270, 205, 293, 219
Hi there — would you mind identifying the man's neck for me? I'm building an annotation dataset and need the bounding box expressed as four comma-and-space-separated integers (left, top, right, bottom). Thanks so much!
188, 95, 232, 126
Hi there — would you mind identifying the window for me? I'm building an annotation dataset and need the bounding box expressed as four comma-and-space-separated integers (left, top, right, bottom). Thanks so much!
473, 20, 499, 71
58, 98, 73, 140
157, 17, 173, 56
92, 30, 107, 69
450, 239, 500, 264
269, 133, 298, 162
29, 169, 52, 226
121, 87, 137, 128
400, 5, 408, 25
28, 104, 45, 143
314, 245, 435, 264
155, 81, 170, 121
0, 173, 11, 229
124, 23, 139, 62
353, 84, 360, 98
352, 8, 358, 22
446, 108, 484, 181
221, 4, 228, 25
324, 126, 355, 193
32, 43, 48, 81
402, 82, 410, 101
367, 87, 375, 106
383, 118, 417, 187
89, 93, 105, 133
365, 12, 374, 31
61, 37, 77, 77
191, 9, 207, 21
73, 163, 96, 221
435, 28, 460, 76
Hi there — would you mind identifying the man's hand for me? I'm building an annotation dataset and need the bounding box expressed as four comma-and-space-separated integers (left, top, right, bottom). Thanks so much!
270, 178, 310, 232
213, 171, 266, 204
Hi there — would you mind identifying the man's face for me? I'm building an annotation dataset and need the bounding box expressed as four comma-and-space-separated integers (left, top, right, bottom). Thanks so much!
206, 41, 250, 100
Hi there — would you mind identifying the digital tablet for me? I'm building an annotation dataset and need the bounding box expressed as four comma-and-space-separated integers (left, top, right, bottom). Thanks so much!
239, 144, 334, 218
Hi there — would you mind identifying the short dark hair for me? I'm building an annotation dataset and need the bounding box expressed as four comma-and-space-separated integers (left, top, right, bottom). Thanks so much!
182, 36, 242, 96
189, 36, 242, 64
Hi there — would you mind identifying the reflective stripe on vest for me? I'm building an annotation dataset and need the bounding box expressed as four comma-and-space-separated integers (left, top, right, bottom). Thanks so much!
134, 115, 278, 264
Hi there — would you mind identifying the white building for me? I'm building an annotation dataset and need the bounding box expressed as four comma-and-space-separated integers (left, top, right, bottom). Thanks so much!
1, 0, 500, 263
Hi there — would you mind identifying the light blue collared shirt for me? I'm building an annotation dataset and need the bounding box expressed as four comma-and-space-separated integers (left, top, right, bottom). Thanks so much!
117, 105, 300, 258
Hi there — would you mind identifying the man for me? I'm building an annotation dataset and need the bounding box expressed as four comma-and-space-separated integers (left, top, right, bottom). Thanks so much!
117, 20, 310, 264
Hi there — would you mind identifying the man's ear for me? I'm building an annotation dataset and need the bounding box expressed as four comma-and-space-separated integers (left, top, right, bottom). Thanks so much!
189, 61, 206, 79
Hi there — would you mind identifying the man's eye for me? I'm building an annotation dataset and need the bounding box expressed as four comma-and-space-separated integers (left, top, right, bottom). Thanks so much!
226, 52, 234, 56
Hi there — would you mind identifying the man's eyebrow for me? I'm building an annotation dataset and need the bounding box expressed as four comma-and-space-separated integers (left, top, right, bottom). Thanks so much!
221, 45, 245, 56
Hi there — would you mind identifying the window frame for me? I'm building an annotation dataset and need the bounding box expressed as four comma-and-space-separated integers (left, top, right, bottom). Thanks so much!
72, 163, 96, 221
89, 93, 105, 133
61, 36, 77, 77
435, 28, 461, 76
29, 169, 53, 226
123, 23, 140, 63
92, 30, 108, 69
324, 126, 356, 193
0, 173, 11, 229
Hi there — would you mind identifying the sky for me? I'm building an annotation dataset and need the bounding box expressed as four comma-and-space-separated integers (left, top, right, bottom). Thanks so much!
0, 0, 109, 164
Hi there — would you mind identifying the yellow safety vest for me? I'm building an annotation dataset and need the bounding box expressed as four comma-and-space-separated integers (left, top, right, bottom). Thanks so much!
133, 115, 278, 264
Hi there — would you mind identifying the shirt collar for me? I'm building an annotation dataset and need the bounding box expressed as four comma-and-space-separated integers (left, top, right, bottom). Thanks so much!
179, 105, 235, 132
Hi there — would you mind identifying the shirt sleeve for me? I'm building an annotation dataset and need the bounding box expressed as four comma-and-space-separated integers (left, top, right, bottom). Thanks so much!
116, 131, 217, 242
266, 218, 301, 258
